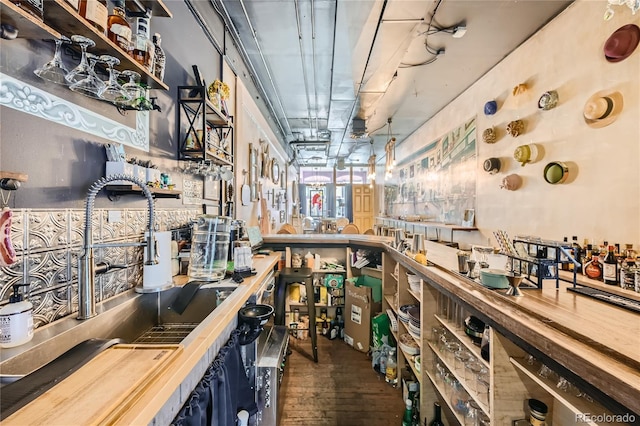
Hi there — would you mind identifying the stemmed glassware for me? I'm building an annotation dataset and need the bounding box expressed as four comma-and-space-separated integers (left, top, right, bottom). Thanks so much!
69, 53, 106, 99
34, 36, 72, 85
65, 35, 96, 85
97, 55, 130, 104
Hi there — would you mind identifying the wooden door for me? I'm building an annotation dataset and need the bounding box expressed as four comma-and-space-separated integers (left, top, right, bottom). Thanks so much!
352, 184, 374, 233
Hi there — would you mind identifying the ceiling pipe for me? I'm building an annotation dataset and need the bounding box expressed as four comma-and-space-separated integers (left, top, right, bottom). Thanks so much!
237, 0, 293, 136
311, 0, 320, 137
335, 0, 390, 163
209, 0, 288, 142
294, 0, 314, 139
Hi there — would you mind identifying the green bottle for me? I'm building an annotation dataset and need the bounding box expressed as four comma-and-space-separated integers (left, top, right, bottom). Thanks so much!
402, 399, 413, 426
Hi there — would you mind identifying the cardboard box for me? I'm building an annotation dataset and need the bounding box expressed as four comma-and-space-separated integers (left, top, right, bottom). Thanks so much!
344, 276, 382, 353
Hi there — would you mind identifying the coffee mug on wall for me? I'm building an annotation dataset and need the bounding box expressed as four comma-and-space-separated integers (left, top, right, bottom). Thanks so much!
513, 143, 539, 166
483, 157, 501, 175
543, 161, 569, 184
500, 174, 522, 191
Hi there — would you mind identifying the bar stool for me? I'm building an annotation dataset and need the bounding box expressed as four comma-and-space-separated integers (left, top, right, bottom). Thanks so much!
275, 267, 318, 362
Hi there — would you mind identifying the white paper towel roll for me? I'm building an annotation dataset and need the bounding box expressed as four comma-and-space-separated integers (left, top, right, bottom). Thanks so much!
143, 231, 172, 289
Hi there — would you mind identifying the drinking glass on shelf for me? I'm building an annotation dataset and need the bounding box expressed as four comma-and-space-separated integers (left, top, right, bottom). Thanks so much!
34, 36, 72, 85
98, 55, 130, 104
65, 35, 96, 85
69, 53, 105, 99
118, 70, 144, 107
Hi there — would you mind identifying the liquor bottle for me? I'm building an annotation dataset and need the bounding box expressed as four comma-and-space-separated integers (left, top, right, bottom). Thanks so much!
402, 399, 413, 426
107, 0, 131, 52
603, 245, 619, 285
11, 0, 44, 20
429, 402, 444, 426
152, 33, 166, 81
79, 0, 108, 35
385, 348, 397, 385
131, 10, 154, 71
584, 255, 602, 280
571, 236, 582, 273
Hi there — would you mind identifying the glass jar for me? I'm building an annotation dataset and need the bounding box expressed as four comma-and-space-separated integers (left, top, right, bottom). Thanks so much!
465, 360, 485, 389
464, 400, 480, 426
476, 375, 490, 407
445, 341, 461, 364
450, 380, 470, 415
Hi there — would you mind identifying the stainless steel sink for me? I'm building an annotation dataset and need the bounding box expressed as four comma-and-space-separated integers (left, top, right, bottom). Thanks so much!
0, 286, 237, 379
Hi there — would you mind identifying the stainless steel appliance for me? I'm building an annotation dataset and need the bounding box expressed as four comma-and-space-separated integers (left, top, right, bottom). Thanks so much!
255, 325, 289, 426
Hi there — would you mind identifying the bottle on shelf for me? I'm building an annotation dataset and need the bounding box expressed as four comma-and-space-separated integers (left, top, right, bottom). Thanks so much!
107, 0, 132, 52
152, 33, 166, 81
560, 237, 569, 270
480, 324, 490, 362
402, 399, 413, 426
385, 348, 398, 385
584, 255, 603, 280
603, 245, 619, 285
429, 402, 444, 426
79, 0, 108, 35
131, 9, 154, 72
379, 346, 387, 376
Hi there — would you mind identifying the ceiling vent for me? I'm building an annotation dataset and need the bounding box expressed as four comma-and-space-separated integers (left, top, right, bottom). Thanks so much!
352, 118, 366, 135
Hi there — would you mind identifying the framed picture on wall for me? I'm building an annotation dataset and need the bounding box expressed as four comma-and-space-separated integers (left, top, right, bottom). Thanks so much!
203, 177, 220, 201
309, 189, 323, 217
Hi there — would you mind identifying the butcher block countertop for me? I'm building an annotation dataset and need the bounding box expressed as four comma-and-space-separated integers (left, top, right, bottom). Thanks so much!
3, 253, 280, 426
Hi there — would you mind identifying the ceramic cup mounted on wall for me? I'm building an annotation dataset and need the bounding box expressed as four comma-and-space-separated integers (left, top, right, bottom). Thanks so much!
483, 157, 501, 175
500, 174, 522, 191
484, 100, 498, 115
538, 90, 559, 110
482, 127, 497, 144
506, 119, 525, 137
513, 143, 539, 167
543, 161, 569, 184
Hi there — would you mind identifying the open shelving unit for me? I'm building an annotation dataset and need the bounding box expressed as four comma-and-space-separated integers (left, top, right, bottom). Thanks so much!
1, 0, 170, 89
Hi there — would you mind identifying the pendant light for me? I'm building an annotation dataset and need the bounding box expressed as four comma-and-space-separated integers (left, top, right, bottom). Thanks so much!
385, 118, 396, 180
367, 140, 376, 182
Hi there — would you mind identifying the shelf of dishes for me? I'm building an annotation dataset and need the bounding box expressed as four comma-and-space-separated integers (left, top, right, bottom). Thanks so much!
1, 0, 167, 90
433, 315, 488, 370
178, 86, 232, 126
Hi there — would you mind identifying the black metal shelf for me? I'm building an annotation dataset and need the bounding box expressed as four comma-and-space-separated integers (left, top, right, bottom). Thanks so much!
105, 185, 181, 199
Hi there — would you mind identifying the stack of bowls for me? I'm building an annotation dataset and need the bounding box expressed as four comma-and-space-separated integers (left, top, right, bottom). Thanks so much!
407, 273, 422, 294
407, 305, 421, 339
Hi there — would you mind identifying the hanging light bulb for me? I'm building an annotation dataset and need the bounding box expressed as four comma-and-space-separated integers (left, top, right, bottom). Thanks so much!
367, 140, 376, 181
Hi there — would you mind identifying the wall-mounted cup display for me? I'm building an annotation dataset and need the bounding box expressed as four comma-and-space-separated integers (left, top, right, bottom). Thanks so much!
500, 174, 522, 191
538, 90, 559, 110
484, 100, 498, 115
506, 119, 525, 137
482, 127, 497, 144
513, 143, 539, 166
543, 161, 569, 184
483, 158, 501, 175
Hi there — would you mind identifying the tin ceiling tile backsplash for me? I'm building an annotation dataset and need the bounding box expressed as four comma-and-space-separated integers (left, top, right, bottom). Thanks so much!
0, 208, 199, 329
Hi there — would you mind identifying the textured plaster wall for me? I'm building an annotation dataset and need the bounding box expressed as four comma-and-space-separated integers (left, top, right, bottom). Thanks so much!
395, 1, 640, 247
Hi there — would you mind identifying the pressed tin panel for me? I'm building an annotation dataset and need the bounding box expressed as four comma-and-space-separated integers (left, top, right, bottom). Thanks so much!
0, 208, 199, 329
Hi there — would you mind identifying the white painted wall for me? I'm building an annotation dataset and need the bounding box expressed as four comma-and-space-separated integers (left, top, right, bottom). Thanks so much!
393, 1, 640, 247
234, 79, 289, 230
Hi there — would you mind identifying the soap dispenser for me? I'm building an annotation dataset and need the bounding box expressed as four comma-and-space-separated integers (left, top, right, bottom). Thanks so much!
0, 284, 34, 348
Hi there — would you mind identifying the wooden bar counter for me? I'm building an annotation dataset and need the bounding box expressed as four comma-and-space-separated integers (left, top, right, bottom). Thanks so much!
262, 234, 640, 420
2, 254, 280, 426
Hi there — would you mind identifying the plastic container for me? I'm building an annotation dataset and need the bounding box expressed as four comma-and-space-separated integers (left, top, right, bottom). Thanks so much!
0, 284, 34, 348
188, 215, 231, 282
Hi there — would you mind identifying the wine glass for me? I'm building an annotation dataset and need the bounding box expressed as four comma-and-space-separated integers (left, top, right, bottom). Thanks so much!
65, 35, 96, 85
118, 70, 143, 108
69, 54, 105, 99
34, 36, 72, 85
98, 55, 130, 104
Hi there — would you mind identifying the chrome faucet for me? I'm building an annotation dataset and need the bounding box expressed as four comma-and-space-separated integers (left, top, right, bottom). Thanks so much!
78, 174, 157, 320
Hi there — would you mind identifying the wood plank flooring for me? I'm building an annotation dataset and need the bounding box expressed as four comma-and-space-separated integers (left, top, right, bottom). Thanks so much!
279, 335, 406, 426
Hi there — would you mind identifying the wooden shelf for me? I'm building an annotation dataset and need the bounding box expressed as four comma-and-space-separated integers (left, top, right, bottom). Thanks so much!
125, 0, 172, 17
385, 294, 397, 315
427, 342, 490, 417
0, 171, 28, 182
179, 149, 233, 167
509, 357, 613, 426
0, 0, 61, 39
288, 302, 343, 308
179, 93, 231, 126
105, 185, 181, 199
398, 344, 422, 384
312, 269, 346, 274
434, 314, 488, 370
408, 288, 421, 302
4, 0, 169, 89
424, 368, 468, 425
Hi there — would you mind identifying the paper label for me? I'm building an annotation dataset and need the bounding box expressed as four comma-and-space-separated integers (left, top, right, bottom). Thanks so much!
350, 304, 362, 325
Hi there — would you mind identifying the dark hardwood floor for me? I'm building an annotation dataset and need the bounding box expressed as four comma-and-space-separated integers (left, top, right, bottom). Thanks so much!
279, 335, 406, 426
